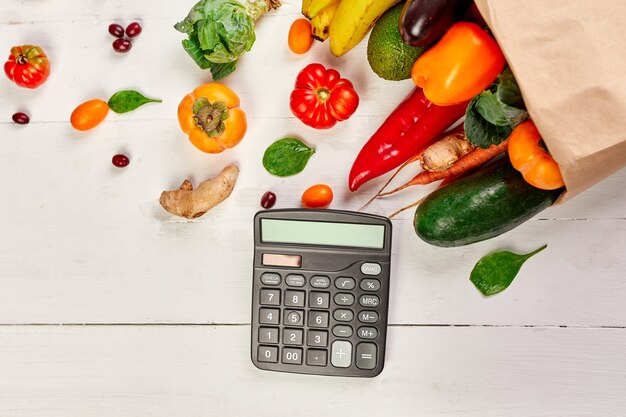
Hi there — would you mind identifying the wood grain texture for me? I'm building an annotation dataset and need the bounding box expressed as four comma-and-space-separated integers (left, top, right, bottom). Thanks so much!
1, 0, 625, 415
0, 326, 625, 417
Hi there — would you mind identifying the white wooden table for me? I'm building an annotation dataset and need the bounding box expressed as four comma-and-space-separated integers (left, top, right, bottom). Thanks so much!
1, 1, 625, 416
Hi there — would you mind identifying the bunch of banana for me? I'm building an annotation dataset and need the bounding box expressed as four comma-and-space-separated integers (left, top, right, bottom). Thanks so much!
301, 0, 399, 56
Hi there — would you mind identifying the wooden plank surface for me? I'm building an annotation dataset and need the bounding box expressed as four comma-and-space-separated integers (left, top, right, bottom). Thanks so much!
1, 0, 625, 416
1, 326, 625, 417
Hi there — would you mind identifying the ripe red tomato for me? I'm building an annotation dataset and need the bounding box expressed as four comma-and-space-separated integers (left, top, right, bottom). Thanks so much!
4, 45, 50, 89
289, 63, 359, 129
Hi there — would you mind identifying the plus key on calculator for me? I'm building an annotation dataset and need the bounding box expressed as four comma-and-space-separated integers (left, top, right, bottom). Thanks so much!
251, 209, 392, 377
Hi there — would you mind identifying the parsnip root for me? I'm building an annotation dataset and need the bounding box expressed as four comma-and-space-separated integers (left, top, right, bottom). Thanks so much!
159, 164, 239, 219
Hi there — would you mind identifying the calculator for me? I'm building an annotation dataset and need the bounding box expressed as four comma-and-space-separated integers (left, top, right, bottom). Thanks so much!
251, 209, 392, 377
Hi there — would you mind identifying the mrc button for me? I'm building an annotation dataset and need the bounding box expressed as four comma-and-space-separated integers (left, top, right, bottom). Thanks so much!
360, 262, 381, 276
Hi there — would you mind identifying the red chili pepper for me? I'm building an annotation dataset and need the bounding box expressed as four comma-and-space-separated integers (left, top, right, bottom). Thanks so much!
348, 88, 467, 191
290, 63, 359, 129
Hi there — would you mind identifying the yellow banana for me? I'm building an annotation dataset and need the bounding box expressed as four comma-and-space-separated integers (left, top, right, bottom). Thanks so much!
303, 0, 340, 20
329, 0, 398, 56
311, 2, 339, 41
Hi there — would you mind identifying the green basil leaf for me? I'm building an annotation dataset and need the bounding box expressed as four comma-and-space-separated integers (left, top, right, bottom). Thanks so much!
464, 95, 513, 149
108, 90, 162, 114
263, 138, 316, 177
470, 244, 547, 296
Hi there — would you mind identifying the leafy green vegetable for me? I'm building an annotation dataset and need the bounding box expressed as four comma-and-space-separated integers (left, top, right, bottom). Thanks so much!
464, 68, 528, 149
263, 138, 315, 177
175, 0, 279, 80
470, 244, 547, 296
108, 90, 162, 114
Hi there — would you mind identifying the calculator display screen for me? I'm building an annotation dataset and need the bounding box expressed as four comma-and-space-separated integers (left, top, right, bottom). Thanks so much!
260, 219, 385, 249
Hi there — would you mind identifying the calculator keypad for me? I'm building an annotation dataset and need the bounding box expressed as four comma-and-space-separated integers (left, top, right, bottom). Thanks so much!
253, 262, 388, 377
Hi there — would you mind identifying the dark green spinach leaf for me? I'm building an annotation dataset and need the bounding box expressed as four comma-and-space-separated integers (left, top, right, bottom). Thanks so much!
470, 244, 547, 296
108, 90, 162, 114
263, 138, 315, 177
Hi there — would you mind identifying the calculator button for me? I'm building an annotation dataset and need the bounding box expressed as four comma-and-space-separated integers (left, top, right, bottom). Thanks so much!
334, 293, 355, 306
285, 274, 306, 287
331, 340, 352, 368
283, 328, 304, 345
359, 294, 380, 307
306, 349, 328, 366
310, 275, 331, 288
309, 292, 330, 309
258, 345, 279, 363
358, 311, 379, 323
361, 262, 382, 276
284, 310, 304, 326
260, 289, 280, 306
258, 327, 279, 343
360, 279, 381, 292
260, 273, 281, 286
282, 347, 303, 365
335, 277, 356, 290
284, 290, 306, 307
307, 330, 328, 347
333, 309, 354, 322
308, 310, 329, 328
357, 327, 378, 339
332, 325, 353, 338
356, 343, 377, 370
259, 308, 280, 325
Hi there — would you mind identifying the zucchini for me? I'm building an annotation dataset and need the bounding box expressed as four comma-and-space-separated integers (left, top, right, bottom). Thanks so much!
414, 160, 562, 247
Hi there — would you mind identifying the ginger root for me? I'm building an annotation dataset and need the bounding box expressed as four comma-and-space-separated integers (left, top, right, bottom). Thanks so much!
159, 164, 239, 219
420, 133, 474, 172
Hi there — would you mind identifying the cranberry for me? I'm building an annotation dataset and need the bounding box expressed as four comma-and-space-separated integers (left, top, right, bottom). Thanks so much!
12, 112, 30, 124
125, 22, 142, 38
113, 38, 132, 53
108, 23, 125, 38
260, 191, 277, 209
112, 154, 130, 168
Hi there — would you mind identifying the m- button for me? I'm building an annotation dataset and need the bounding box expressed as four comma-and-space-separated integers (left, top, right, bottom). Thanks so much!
360, 262, 381, 276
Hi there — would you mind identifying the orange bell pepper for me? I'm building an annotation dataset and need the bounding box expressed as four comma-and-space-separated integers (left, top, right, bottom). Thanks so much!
411, 22, 506, 106
178, 83, 247, 153
508, 120, 564, 190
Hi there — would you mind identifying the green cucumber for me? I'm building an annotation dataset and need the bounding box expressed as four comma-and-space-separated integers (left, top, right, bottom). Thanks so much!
414, 160, 562, 247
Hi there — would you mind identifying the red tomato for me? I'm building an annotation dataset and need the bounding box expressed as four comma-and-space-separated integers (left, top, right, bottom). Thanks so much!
302, 184, 334, 209
4, 45, 50, 89
289, 63, 359, 129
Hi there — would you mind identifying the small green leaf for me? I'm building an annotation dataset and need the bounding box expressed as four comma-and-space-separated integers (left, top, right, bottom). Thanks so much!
263, 138, 316, 177
470, 244, 547, 296
475, 91, 528, 127
108, 90, 162, 114
209, 61, 238, 81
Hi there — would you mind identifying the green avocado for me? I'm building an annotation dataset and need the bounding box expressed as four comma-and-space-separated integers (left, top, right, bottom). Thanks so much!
367, 3, 426, 81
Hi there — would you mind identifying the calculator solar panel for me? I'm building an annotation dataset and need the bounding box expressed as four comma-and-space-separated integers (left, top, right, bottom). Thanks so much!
251, 209, 392, 377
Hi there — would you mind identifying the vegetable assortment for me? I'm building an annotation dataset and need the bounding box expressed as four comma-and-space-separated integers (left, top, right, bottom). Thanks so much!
5, 1, 575, 299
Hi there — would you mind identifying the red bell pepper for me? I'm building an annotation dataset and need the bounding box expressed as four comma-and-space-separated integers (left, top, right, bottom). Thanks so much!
348, 88, 467, 191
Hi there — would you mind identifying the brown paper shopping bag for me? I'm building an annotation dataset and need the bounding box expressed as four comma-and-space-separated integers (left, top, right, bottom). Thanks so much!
475, 0, 626, 201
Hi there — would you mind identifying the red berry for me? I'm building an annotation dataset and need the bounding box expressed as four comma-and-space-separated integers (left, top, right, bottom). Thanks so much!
113, 38, 132, 53
12, 112, 30, 124
260, 191, 277, 209
108, 23, 125, 38
112, 154, 130, 168
125, 22, 142, 38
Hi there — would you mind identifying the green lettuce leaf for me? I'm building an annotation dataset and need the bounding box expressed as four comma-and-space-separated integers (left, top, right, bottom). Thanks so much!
464, 68, 528, 149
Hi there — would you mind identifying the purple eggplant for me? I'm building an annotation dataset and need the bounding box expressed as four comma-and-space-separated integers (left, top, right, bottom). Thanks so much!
400, 0, 473, 46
